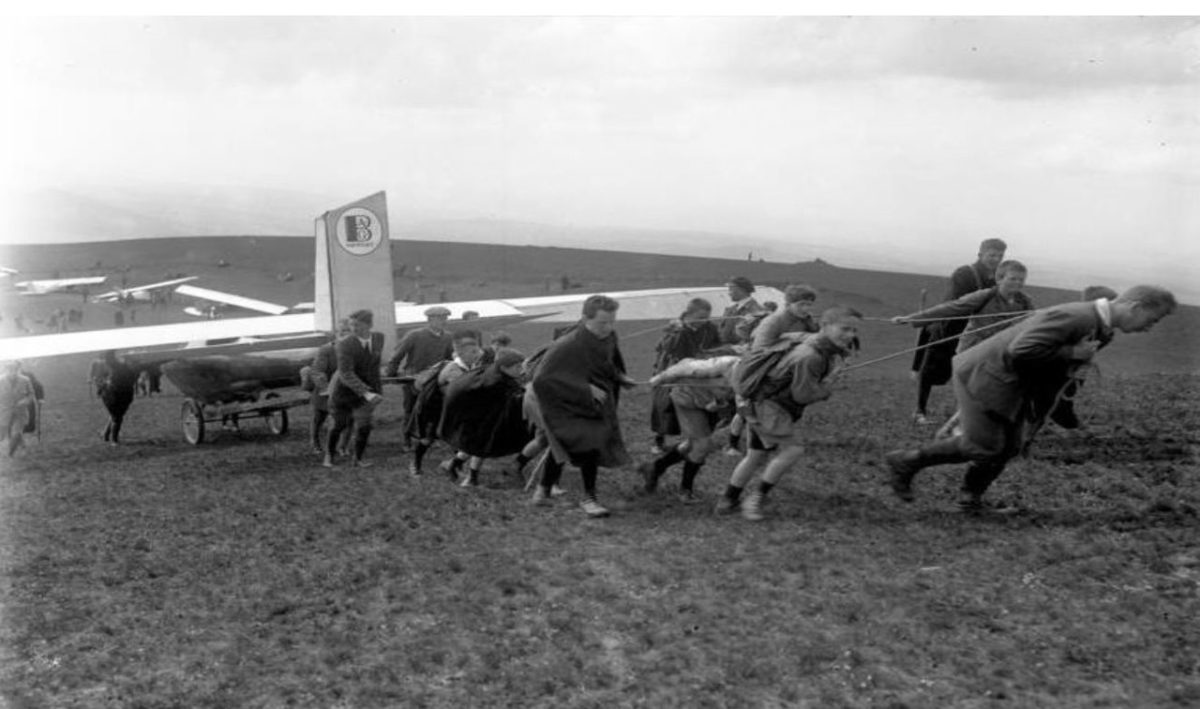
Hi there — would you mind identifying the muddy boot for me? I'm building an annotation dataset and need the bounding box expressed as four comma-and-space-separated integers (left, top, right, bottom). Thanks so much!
640, 444, 685, 493
885, 438, 965, 502
679, 460, 703, 500
958, 462, 1005, 512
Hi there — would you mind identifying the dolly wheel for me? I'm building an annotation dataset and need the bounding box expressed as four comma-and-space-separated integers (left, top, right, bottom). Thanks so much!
181, 400, 206, 445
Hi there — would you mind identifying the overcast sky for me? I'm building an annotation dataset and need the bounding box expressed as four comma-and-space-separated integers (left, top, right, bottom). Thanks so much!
1, 13, 1197, 299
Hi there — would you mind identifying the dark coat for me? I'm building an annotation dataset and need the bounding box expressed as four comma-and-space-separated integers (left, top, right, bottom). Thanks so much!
405, 360, 450, 441
650, 320, 722, 436
913, 261, 997, 376
718, 298, 768, 344
953, 301, 1110, 424
440, 363, 530, 457
328, 332, 384, 410
100, 359, 139, 418
530, 323, 630, 468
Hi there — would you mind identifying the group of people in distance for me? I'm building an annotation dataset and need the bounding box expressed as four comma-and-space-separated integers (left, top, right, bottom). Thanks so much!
302, 250, 1178, 520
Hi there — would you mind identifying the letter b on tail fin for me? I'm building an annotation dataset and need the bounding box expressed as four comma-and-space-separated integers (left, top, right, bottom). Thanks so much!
315, 191, 397, 355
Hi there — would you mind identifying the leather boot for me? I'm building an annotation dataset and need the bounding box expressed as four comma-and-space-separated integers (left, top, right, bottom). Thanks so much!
640, 444, 685, 493
959, 462, 1004, 512
885, 438, 965, 502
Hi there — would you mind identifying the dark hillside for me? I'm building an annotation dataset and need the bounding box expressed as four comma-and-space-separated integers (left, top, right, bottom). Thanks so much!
0, 235, 1101, 309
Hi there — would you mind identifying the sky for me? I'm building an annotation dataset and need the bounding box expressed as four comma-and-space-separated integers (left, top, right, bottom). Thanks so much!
1, 8, 1198, 301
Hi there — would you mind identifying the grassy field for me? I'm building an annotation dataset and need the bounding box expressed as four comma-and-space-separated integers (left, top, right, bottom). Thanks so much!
2, 240, 1198, 707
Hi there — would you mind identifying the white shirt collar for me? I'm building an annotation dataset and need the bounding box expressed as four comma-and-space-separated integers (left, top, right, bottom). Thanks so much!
1093, 298, 1112, 330
731, 295, 752, 308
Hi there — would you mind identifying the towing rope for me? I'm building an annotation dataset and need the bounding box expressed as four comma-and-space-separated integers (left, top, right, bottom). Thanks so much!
839, 312, 1031, 373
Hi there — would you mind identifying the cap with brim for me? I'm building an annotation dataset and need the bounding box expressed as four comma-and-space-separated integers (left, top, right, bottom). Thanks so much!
726, 276, 755, 293
424, 306, 451, 317
493, 348, 525, 369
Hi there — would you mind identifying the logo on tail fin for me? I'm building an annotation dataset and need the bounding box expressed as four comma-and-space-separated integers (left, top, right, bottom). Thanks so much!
335, 208, 384, 254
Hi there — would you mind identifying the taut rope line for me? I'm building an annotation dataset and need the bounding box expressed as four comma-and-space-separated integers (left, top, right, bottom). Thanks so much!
839, 312, 1031, 373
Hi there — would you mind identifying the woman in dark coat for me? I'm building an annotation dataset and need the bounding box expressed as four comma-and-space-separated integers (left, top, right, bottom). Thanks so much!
99, 350, 140, 445
439, 348, 530, 486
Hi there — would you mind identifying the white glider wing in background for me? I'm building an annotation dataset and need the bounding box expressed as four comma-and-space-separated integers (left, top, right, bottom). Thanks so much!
93, 276, 199, 303
175, 284, 291, 315
0, 285, 770, 362
13, 275, 108, 295
497, 286, 788, 322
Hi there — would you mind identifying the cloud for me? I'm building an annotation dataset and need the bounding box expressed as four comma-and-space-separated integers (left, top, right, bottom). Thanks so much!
721, 16, 1200, 95
12, 16, 1195, 113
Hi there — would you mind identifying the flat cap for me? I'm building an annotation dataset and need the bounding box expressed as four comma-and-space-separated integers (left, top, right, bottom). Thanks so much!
726, 276, 755, 293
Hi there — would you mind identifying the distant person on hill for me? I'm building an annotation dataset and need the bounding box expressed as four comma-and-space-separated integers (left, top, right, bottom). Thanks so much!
527, 295, 636, 518
1, 360, 39, 457
98, 350, 140, 445
886, 285, 1178, 513
909, 238, 1007, 426
716, 306, 863, 521
648, 298, 723, 455
386, 306, 454, 451
325, 309, 384, 468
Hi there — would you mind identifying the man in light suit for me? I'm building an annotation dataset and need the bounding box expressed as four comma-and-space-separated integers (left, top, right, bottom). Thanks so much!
325, 309, 384, 468
886, 285, 1177, 511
